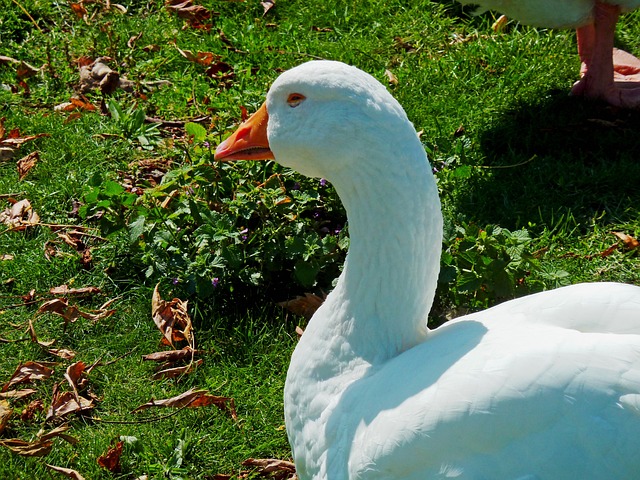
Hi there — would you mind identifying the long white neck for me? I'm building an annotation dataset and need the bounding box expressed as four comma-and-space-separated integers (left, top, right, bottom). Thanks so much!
325, 146, 442, 364
283, 114, 442, 480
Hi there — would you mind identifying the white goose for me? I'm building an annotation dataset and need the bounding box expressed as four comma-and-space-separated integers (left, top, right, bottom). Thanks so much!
215, 60, 640, 479
457, 0, 640, 108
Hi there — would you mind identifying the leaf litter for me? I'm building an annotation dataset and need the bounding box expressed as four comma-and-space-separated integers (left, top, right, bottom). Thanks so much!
132, 387, 237, 420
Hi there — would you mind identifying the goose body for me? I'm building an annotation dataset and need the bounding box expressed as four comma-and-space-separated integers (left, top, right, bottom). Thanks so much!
215, 61, 640, 479
458, 0, 640, 28
458, 0, 640, 108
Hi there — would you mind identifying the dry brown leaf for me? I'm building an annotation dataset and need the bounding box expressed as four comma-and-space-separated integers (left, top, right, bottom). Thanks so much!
97, 441, 123, 472
492, 14, 508, 32
2, 361, 54, 392
0, 199, 40, 230
39, 424, 78, 443
44, 240, 59, 260
384, 69, 398, 85
46, 389, 94, 420
278, 293, 325, 320
0, 438, 53, 456
28, 319, 55, 347
599, 244, 618, 258
17, 151, 39, 180
0, 400, 11, 434
64, 362, 88, 397
50, 285, 101, 296
69, 3, 88, 18
217, 457, 297, 480
127, 31, 143, 49
132, 387, 236, 418
142, 347, 198, 363
151, 284, 193, 347
175, 45, 220, 66
22, 288, 36, 304
21, 399, 44, 421
0, 133, 49, 148
37, 298, 82, 324
1, 254, 13, 260
242, 458, 297, 478
261, 0, 275, 15
46, 464, 86, 480
612, 231, 640, 250
151, 358, 203, 380
165, 0, 212, 29
47, 348, 77, 360
0, 388, 37, 400
78, 57, 135, 95
37, 298, 115, 325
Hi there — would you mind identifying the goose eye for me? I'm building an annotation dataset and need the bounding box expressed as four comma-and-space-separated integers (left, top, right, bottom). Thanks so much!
287, 93, 306, 108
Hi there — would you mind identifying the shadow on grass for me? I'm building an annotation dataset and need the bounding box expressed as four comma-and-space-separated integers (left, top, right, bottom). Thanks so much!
452, 92, 640, 230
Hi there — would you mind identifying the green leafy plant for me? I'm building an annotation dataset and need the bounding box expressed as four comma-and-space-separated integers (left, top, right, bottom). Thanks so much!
438, 222, 569, 310
107, 99, 161, 150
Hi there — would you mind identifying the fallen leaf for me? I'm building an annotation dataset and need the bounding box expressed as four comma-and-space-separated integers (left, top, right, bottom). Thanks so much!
28, 319, 55, 347
0, 199, 40, 230
142, 347, 198, 362
175, 45, 220, 66
242, 458, 297, 478
22, 288, 36, 303
0, 438, 53, 456
69, 3, 88, 19
21, 399, 44, 421
2, 361, 54, 392
278, 293, 325, 320
132, 387, 236, 419
54, 97, 99, 113
78, 57, 135, 95
599, 244, 618, 258
97, 440, 123, 473
46, 387, 94, 420
165, 0, 212, 29
612, 231, 640, 250
151, 284, 193, 347
0, 126, 49, 161
37, 298, 115, 325
0, 389, 37, 400
492, 14, 508, 32
384, 69, 398, 85
47, 348, 77, 360
50, 285, 101, 296
17, 151, 39, 180
127, 31, 143, 49
261, 0, 275, 15
46, 464, 86, 480
151, 358, 203, 380
0, 400, 11, 434
64, 362, 88, 398
40, 424, 79, 444
216, 458, 297, 480
0, 254, 13, 260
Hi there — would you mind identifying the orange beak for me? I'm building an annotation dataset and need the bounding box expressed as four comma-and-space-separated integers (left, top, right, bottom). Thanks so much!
214, 103, 275, 161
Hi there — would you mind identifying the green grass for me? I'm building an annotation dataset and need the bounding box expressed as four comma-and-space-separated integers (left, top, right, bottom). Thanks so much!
1, 0, 639, 478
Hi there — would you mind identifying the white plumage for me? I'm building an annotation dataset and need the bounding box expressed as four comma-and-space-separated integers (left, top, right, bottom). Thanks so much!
215, 60, 640, 479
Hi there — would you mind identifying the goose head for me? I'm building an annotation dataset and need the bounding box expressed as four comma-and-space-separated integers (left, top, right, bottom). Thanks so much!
214, 60, 426, 183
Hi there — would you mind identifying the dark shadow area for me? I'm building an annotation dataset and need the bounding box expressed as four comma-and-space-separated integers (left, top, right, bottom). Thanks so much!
451, 92, 640, 230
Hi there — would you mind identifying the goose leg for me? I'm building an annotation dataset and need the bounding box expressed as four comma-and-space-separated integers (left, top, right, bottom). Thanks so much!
571, 1, 640, 108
